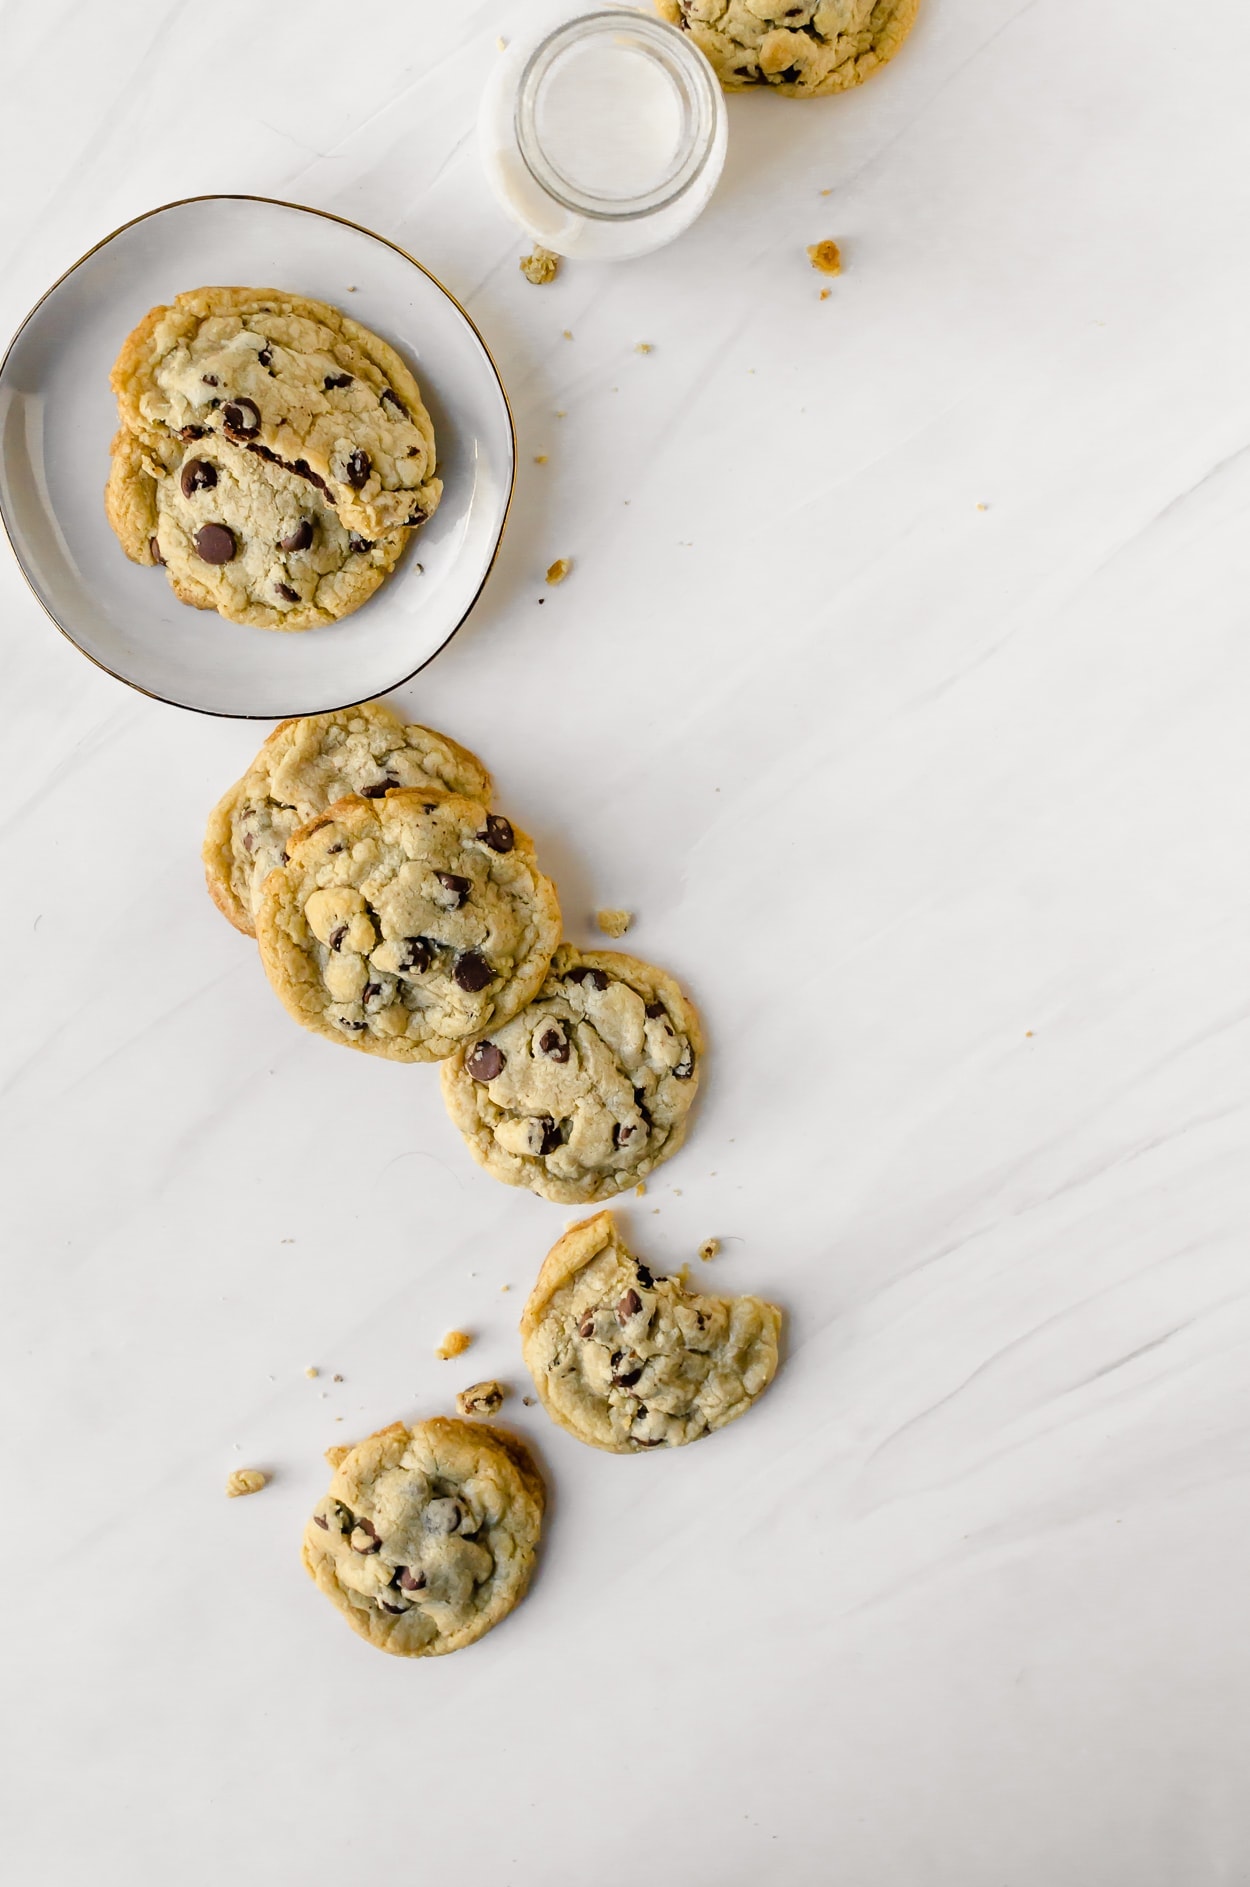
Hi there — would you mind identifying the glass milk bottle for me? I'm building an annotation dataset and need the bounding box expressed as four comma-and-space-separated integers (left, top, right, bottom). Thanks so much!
479, 6, 728, 261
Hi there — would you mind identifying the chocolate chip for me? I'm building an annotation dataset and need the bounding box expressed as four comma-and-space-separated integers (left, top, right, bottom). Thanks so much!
380, 387, 407, 417
674, 1050, 694, 1079
633, 1092, 652, 1124
180, 457, 217, 497
566, 967, 609, 990
324, 372, 354, 390
337, 1017, 367, 1032
348, 531, 374, 553
453, 950, 493, 992
378, 1600, 405, 1614
328, 924, 347, 951
634, 1436, 665, 1449
578, 1311, 596, 1339
177, 424, 207, 441
635, 1264, 654, 1288
466, 1041, 505, 1081
327, 842, 344, 855
362, 983, 382, 1004
359, 777, 398, 797
275, 582, 300, 602
538, 1116, 563, 1155
350, 1523, 382, 1554
289, 457, 329, 493
775, 64, 802, 83
425, 1498, 461, 1533
399, 937, 433, 973
396, 1566, 426, 1591
343, 448, 371, 489
279, 518, 314, 552
404, 512, 426, 527
257, 346, 273, 367
436, 871, 472, 907
223, 397, 261, 439
330, 1502, 355, 1532
613, 1122, 639, 1147
477, 814, 514, 853
538, 1026, 568, 1062
201, 373, 219, 386
617, 1289, 642, 1322
644, 1001, 666, 1019
613, 1363, 643, 1389
149, 536, 164, 564
312, 1514, 329, 1530
192, 522, 236, 564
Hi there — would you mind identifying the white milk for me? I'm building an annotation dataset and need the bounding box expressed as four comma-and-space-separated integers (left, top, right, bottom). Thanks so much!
534, 38, 685, 201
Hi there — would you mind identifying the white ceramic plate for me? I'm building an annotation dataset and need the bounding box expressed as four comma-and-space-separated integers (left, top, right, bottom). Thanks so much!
0, 195, 514, 718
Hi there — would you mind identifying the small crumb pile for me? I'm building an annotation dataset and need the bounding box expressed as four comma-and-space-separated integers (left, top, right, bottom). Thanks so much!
437, 1329, 473, 1360
226, 1468, 267, 1498
456, 1380, 508, 1418
807, 240, 842, 276
699, 1238, 720, 1262
520, 247, 560, 286
595, 908, 632, 939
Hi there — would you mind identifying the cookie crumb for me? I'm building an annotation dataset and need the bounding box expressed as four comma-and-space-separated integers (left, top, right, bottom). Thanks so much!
976, 502, 989, 512
699, 1238, 720, 1262
819, 289, 831, 301
496, 35, 507, 50
595, 908, 632, 938
346, 285, 357, 293
500, 1283, 511, 1293
546, 557, 571, 584
819, 188, 832, 196
636, 1182, 646, 1197
1025, 1029, 1034, 1037
562, 329, 573, 340
522, 1396, 536, 1407
332, 1373, 344, 1383
304, 1365, 318, 1379
324, 1444, 351, 1468
456, 1380, 508, 1418
534, 454, 549, 464
555, 409, 567, 419
520, 246, 559, 286
635, 342, 654, 354
437, 1329, 473, 1360
807, 239, 842, 276
226, 1468, 267, 1498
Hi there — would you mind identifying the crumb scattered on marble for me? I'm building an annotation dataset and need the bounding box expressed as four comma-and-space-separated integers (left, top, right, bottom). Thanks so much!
699, 1238, 721, 1262
636, 1182, 646, 1197
546, 557, 571, 584
500, 1283, 511, 1293
819, 289, 831, 301
596, 907, 631, 938
346, 285, 357, 293
520, 246, 559, 285
332, 1373, 344, 1382
562, 329, 573, 339
522, 1396, 536, 1407
496, 35, 507, 50
304, 1365, 318, 1379
280, 1237, 294, 1244
673, 1188, 682, 1196
820, 188, 832, 196
1025, 1029, 1034, 1037
807, 239, 842, 276
555, 409, 567, 418
976, 502, 989, 512
534, 454, 549, 464
334, 1415, 343, 1422
437, 1329, 473, 1360
635, 342, 654, 354
456, 1380, 509, 1418
226, 1468, 267, 1498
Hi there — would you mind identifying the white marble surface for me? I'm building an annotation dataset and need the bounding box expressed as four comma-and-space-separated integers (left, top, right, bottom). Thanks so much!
3, 2, 1249, 1880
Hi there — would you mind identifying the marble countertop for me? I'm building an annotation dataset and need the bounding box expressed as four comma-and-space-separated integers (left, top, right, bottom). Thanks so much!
4, 2, 1248, 1881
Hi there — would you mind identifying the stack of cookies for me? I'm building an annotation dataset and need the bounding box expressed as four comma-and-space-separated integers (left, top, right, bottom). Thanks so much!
204, 703, 784, 1658
105, 287, 440, 631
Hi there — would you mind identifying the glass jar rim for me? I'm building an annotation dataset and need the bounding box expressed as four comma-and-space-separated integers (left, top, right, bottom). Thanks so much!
515, 9, 720, 223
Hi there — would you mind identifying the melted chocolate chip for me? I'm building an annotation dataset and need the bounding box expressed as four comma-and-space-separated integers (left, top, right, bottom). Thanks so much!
327, 842, 344, 855
398, 937, 433, 973
775, 64, 802, 83
350, 1521, 382, 1554
613, 1122, 639, 1147
348, 532, 374, 553
578, 1311, 596, 1339
404, 512, 426, 527
396, 1566, 426, 1591
565, 966, 609, 990
633, 1092, 652, 1125
279, 518, 314, 553
274, 582, 300, 602
312, 1514, 329, 1530
453, 950, 493, 992
613, 1363, 643, 1389
362, 983, 382, 1004
324, 372, 354, 390
644, 1001, 666, 1019
538, 1026, 568, 1062
328, 924, 347, 951
289, 457, 329, 493
436, 871, 472, 907
149, 536, 164, 564
477, 814, 514, 853
378, 1600, 405, 1614
343, 448, 371, 489
617, 1289, 642, 1322
359, 778, 398, 797
380, 387, 407, 417
257, 346, 273, 367
180, 457, 217, 497
177, 424, 207, 441
635, 1264, 654, 1288
223, 397, 261, 439
201, 373, 219, 386
192, 522, 236, 564
537, 1116, 563, 1156
466, 1040, 505, 1082
340, 1019, 367, 1030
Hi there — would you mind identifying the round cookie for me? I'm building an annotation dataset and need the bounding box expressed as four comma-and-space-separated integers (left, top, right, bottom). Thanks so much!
656, 0, 920, 97
255, 788, 561, 1062
303, 1418, 544, 1658
520, 1211, 782, 1453
203, 704, 491, 936
441, 944, 702, 1204
110, 286, 442, 538
105, 430, 407, 632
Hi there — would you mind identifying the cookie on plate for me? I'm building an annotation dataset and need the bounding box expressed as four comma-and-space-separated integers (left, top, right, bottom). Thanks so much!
255, 788, 561, 1061
520, 1211, 782, 1452
203, 703, 491, 936
303, 1418, 544, 1658
441, 944, 701, 1203
110, 286, 441, 538
656, 0, 920, 97
105, 430, 407, 633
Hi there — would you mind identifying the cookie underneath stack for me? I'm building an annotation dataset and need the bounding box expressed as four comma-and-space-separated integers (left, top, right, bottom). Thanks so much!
105, 287, 441, 630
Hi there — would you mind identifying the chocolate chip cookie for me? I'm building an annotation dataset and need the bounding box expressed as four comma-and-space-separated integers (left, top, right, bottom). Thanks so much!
520, 1212, 782, 1452
656, 0, 920, 96
110, 286, 441, 539
255, 789, 561, 1061
440, 945, 701, 1203
303, 1418, 544, 1657
105, 430, 407, 632
203, 703, 491, 936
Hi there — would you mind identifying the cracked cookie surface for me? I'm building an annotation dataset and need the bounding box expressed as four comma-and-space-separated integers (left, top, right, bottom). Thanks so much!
255, 788, 561, 1061
656, 0, 919, 96
110, 286, 442, 538
521, 1212, 782, 1452
203, 703, 491, 936
105, 430, 407, 632
441, 945, 701, 1203
303, 1418, 544, 1658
